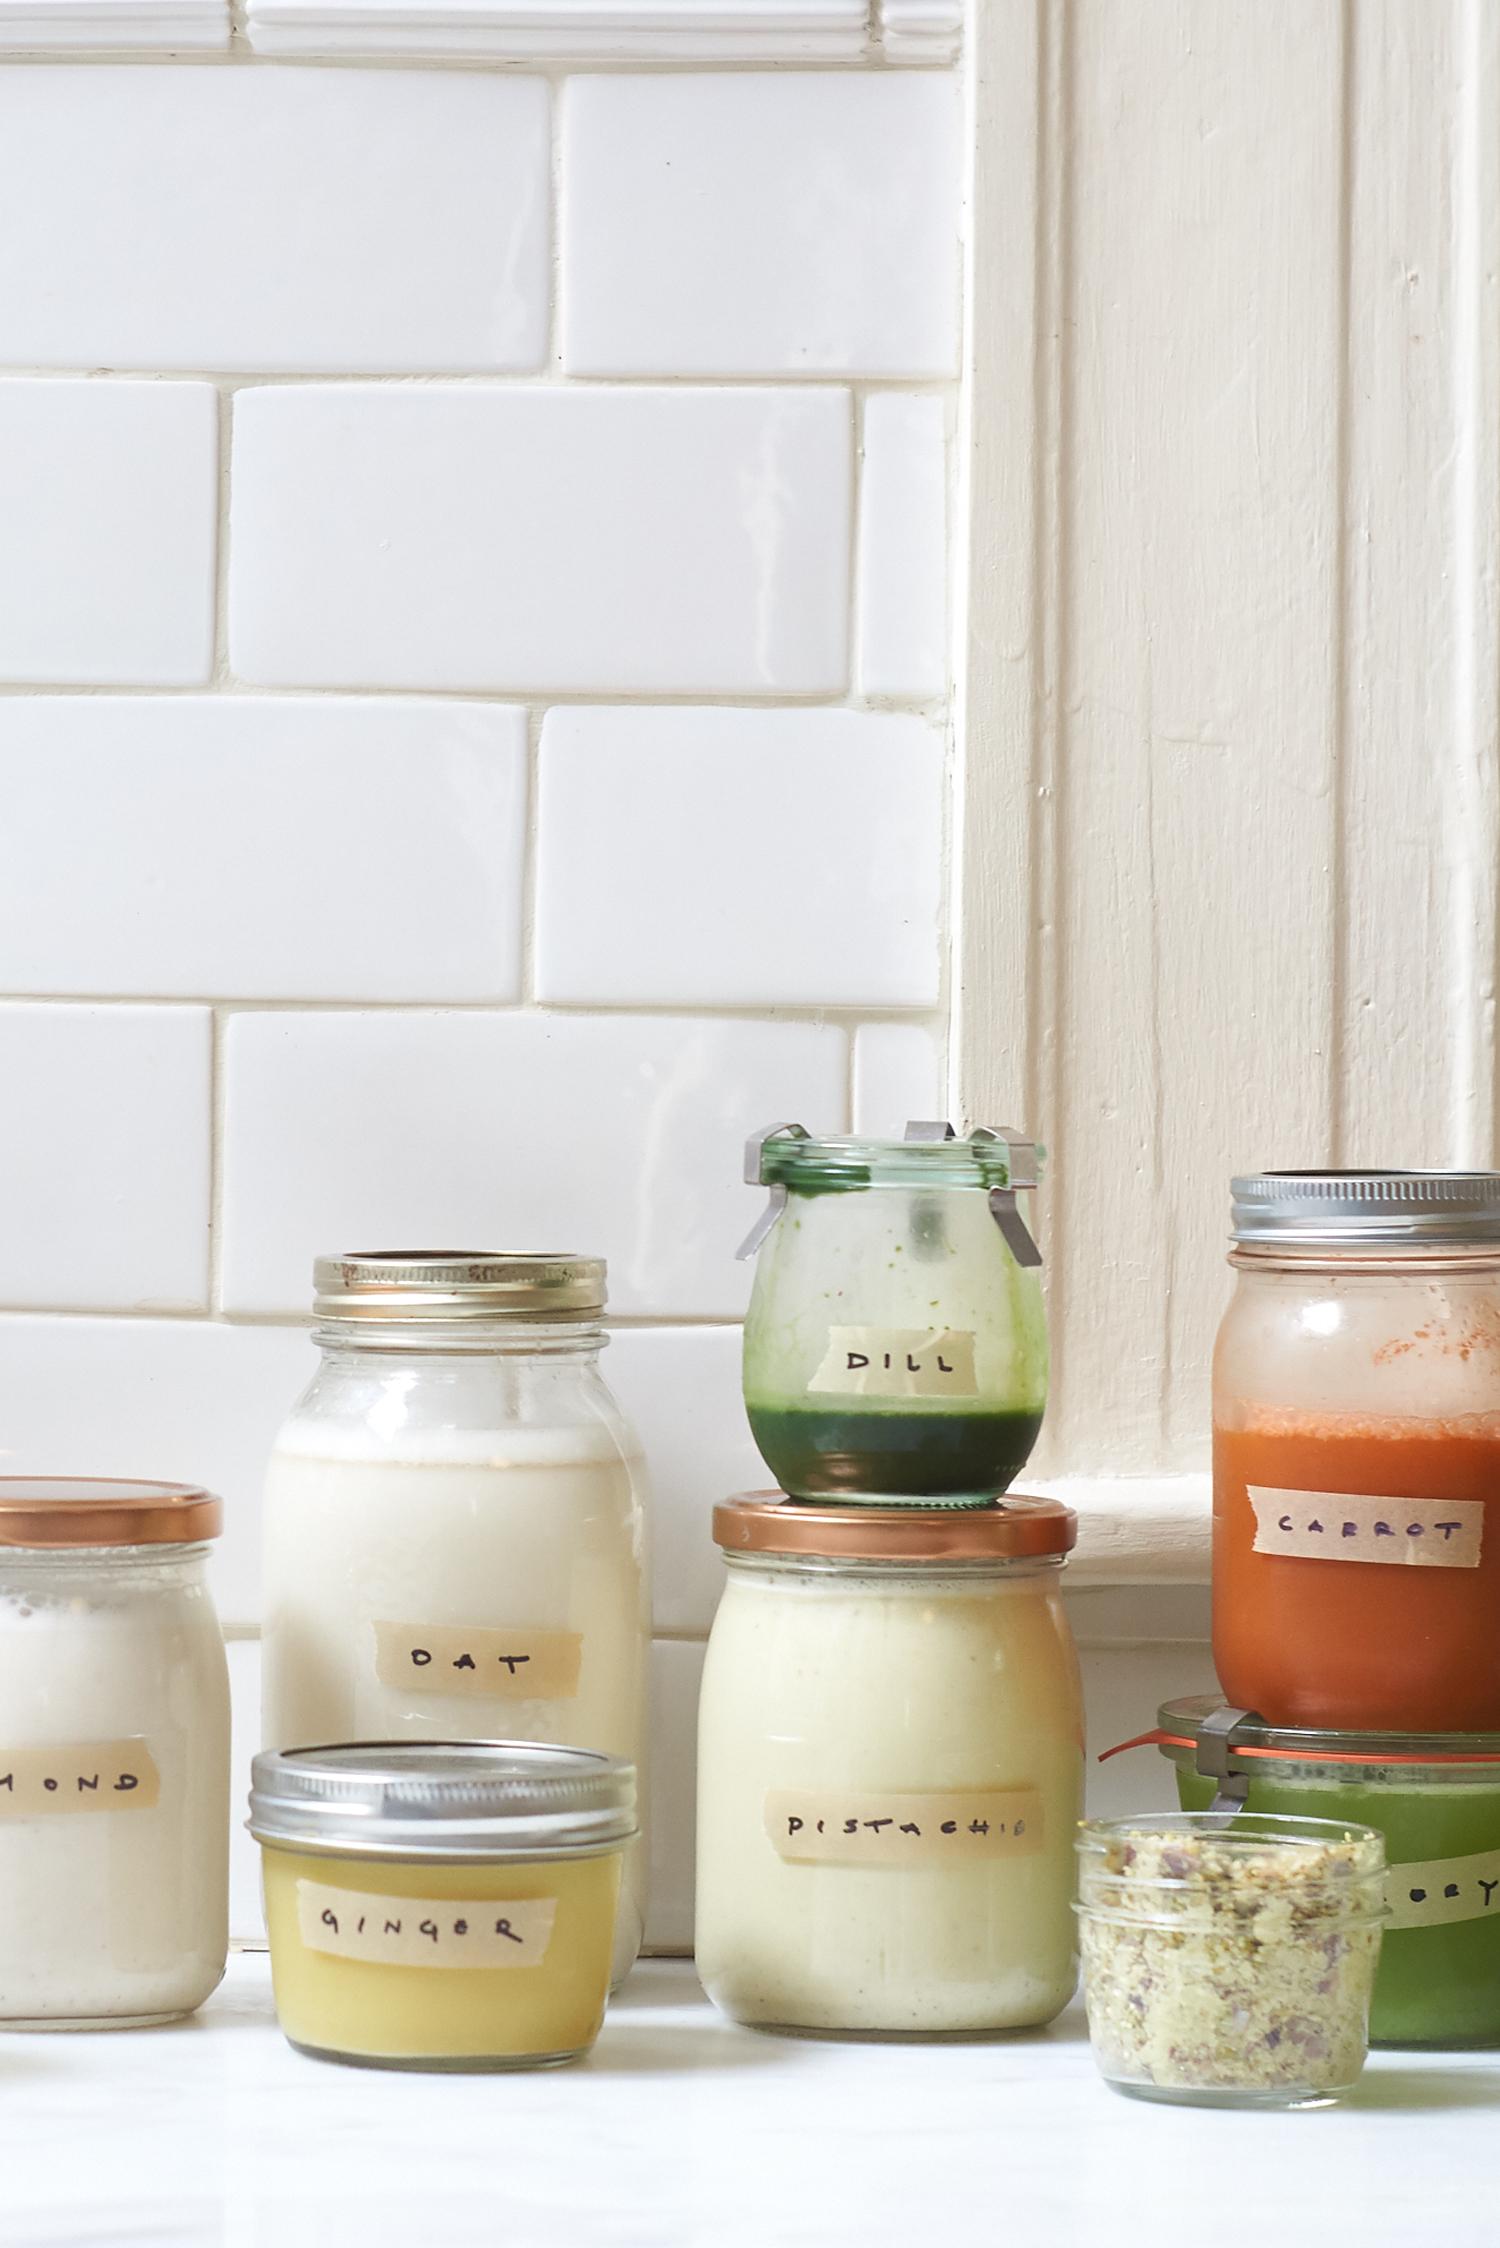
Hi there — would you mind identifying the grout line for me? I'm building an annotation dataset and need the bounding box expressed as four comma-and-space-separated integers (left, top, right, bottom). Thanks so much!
207, 1007, 227, 1312
210, 389, 234, 685
0, 992, 949, 1022
0, 365, 960, 392
845, 385, 868, 702
519, 707, 544, 1004
0, 1301, 749, 1329
0, 680, 946, 711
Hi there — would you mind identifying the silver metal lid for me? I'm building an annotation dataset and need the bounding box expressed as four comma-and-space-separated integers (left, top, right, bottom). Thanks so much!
248, 1741, 637, 1862
1231, 1171, 1500, 1247
312, 1252, 607, 1324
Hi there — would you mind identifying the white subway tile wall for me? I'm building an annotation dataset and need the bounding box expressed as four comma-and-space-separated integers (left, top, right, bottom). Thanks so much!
0, 700, 528, 1000
0, 71, 549, 372
0, 379, 217, 685
560, 75, 963, 376
2, 57, 957, 1950
534, 707, 944, 1006
230, 384, 853, 693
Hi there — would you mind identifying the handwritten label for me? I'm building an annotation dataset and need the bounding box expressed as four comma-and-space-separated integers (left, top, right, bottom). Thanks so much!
0, 1740, 160, 1816
1386, 1846, 1500, 1932
765, 1788, 1042, 1865
297, 1880, 557, 1968
808, 1328, 978, 1402
373, 1622, 582, 1699
1248, 1488, 1484, 1570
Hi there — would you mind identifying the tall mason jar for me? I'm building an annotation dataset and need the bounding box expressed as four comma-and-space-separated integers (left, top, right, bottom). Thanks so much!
740, 1125, 1047, 1505
261, 1253, 651, 1981
1214, 1171, 1500, 1732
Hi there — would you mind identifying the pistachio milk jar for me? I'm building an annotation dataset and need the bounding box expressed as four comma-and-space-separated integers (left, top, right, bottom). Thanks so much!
739, 1125, 1047, 1505
261, 1254, 651, 1982
696, 1493, 1082, 2034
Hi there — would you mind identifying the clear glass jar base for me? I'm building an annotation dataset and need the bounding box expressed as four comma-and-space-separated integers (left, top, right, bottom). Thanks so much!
286, 2035, 587, 2073
724, 2013, 1058, 2043
0, 2007, 195, 2033
1104, 2076, 1351, 2112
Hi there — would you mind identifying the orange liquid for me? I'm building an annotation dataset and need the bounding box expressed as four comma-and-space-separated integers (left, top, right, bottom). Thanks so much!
1213, 1411, 1500, 1730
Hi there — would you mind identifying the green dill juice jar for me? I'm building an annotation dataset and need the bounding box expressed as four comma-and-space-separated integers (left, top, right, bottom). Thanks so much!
738, 1124, 1047, 1507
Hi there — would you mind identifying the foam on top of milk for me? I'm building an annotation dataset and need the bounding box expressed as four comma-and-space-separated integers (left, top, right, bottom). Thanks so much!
272, 1414, 641, 1472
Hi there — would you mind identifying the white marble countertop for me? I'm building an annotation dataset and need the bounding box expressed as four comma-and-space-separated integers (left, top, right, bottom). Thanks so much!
4, 1953, 1498, 2247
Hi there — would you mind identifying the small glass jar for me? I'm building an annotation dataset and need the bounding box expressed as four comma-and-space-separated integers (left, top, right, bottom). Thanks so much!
261, 1253, 651, 1984
739, 1124, 1047, 1506
1077, 1813, 1386, 2108
0, 1479, 230, 2028
695, 1492, 1081, 2036
250, 1741, 636, 2071
1214, 1171, 1500, 1730
1118, 1695, 1500, 2049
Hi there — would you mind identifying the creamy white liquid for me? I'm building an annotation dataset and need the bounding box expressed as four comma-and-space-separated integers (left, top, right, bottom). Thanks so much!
0, 1557, 229, 2025
262, 1419, 650, 1979
695, 1564, 1081, 2033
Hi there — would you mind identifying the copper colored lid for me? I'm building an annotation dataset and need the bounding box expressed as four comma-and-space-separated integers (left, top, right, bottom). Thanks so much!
0, 1479, 223, 1549
712, 1491, 1076, 1561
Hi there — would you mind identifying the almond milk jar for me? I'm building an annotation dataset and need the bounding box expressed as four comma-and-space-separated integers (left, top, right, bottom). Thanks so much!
261, 1253, 651, 1981
0, 1480, 230, 2028
696, 1493, 1082, 2035
739, 1124, 1047, 1505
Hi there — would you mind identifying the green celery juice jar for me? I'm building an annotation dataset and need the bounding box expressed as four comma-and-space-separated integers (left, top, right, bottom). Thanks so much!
1140, 1695, 1500, 2047
738, 1124, 1048, 1508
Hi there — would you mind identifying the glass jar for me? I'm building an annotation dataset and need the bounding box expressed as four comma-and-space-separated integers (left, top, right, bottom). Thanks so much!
739, 1124, 1047, 1506
1115, 1695, 1500, 2048
1077, 1813, 1386, 2108
695, 1492, 1081, 2036
261, 1252, 651, 1983
0, 1479, 230, 2028
1214, 1172, 1500, 1730
250, 1741, 636, 2071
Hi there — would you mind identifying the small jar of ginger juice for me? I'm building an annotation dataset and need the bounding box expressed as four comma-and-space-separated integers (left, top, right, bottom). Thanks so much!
249, 1741, 635, 2071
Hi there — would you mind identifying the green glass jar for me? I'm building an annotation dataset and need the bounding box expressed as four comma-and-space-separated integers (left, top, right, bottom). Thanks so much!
738, 1124, 1048, 1507
1134, 1695, 1500, 2048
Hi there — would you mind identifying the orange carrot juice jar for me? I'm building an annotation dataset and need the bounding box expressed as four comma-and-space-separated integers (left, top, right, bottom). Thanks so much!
1214, 1173, 1500, 1731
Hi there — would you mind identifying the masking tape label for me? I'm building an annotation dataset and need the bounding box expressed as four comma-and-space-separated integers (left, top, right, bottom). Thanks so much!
808, 1328, 978, 1401
765, 1788, 1042, 1865
1249, 1487, 1484, 1569
374, 1621, 583, 1698
297, 1880, 557, 1968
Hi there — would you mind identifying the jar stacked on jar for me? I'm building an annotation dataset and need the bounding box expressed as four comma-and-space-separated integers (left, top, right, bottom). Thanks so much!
1100, 1172, 1500, 2076
256, 1253, 648, 2065
695, 1123, 1087, 2037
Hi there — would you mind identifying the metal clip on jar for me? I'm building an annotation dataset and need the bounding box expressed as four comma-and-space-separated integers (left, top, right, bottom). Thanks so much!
250, 1741, 637, 2071
738, 1122, 1047, 1506
1214, 1171, 1500, 1730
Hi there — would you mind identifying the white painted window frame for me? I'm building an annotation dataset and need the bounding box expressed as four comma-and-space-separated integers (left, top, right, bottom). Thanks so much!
950, 0, 1500, 1587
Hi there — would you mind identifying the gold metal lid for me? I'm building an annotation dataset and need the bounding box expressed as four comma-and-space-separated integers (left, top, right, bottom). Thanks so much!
312, 1251, 606, 1324
0, 1478, 223, 1549
712, 1490, 1076, 1561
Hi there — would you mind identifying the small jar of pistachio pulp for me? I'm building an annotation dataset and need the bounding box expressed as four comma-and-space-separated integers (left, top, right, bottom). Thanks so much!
739, 1123, 1047, 1507
250, 1741, 636, 2072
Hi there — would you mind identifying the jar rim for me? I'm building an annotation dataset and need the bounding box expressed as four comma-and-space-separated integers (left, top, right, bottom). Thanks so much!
713, 1489, 1075, 1562
312, 1251, 606, 1325
1146, 1695, 1500, 1770
1230, 1170, 1500, 1247
249, 1740, 637, 1861
0, 1479, 222, 1549
756, 1132, 1033, 1194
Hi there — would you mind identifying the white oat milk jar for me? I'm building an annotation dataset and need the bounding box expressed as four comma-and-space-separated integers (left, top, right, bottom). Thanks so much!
261, 1253, 651, 1982
739, 1123, 1047, 1506
696, 1491, 1082, 2036
0, 1479, 230, 2027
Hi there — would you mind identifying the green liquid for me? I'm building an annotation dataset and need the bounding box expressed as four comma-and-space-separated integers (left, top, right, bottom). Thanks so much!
1174, 1766, 1500, 2046
745, 1403, 1044, 1505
